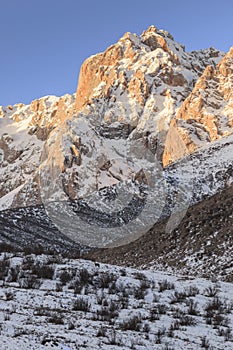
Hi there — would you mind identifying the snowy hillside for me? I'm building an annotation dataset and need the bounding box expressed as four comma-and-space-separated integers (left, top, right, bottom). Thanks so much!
0, 254, 232, 350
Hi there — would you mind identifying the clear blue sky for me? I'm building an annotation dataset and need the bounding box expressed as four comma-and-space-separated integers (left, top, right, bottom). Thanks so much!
0, 0, 232, 106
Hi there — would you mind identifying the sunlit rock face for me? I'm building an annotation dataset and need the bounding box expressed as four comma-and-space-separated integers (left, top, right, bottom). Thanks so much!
75, 25, 224, 161
0, 94, 75, 208
163, 47, 233, 165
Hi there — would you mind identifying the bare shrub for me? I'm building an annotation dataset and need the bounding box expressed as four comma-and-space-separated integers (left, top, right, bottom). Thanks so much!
143, 323, 150, 333
204, 297, 229, 327
204, 285, 218, 297
108, 329, 120, 346
158, 280, 175, 292
205, 297, 224, 315
34, 307, 60, 317
171, 307, 186, 319
96, 305, 118, 322
73, 297, 90, 312
67, 321, 75, 330
187, 299, 199, 315
185, 285, 199, 297
213, 314, 229, 327
96, 325, 107, 337
217, 327, 232, 341
118, 294, 129, 309
169, 320, 181, 331
97, 291, 106, 305
134, 280, 149, 300
155, 327, 166, 344
120, 269, 126, 276
19, 274, 41, 289
95, 272, 117, 289
59, 269, 75, 285
4, 313, 10, 321
0, 257, 10, 280
200, 336, 212, 349
79, 268, 91, 286
32, 263, 54, 279
47, 313, 64, 325
149, 307, 161, 321
73, 279, 83, 294
179, 315, 197, 326
162, 345, 175, 350
22, 256, 35, 270
153, 294, 160, 302
7, 265, 20, 282
55, 282, 63, 292
120, 315, 142, 331
157, 304, 168, 315
133, 272, 148, 281
5, 291, 14, 301
170, 290, 187, 304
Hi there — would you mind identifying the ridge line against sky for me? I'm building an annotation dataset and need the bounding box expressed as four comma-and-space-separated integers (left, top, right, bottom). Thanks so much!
0, 0, 232, 106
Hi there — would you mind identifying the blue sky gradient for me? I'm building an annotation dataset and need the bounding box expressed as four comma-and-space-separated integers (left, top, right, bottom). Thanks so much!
0, 0, 232, 106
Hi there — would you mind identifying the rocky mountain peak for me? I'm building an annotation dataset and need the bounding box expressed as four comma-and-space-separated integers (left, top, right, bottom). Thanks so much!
75, 26, 187, 113
0, 25, 230, 215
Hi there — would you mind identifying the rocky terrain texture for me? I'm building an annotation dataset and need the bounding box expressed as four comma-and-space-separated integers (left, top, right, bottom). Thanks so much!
88, 178, 233, 282
0, 205, 81, 257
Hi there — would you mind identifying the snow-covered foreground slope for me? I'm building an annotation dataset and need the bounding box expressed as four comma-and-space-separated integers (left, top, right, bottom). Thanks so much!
0, 254, 232, 350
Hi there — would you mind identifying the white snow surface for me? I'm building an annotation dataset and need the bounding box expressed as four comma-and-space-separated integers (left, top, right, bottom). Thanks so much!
0, 185, 24, 211
0, 254, 232, 350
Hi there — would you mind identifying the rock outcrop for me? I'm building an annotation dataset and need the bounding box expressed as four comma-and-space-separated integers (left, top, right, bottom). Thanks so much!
75, 25, 224, 151
0, 94, 75, 209
163, 47, 233, 165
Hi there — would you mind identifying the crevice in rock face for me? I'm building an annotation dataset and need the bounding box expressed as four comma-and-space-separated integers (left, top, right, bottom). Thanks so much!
95, 123, 136, 139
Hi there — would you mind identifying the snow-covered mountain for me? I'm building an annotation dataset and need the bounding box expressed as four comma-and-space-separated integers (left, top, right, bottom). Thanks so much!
0, 25, 233, 350
0, 25, 227, 211
0, 25, 233, 277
